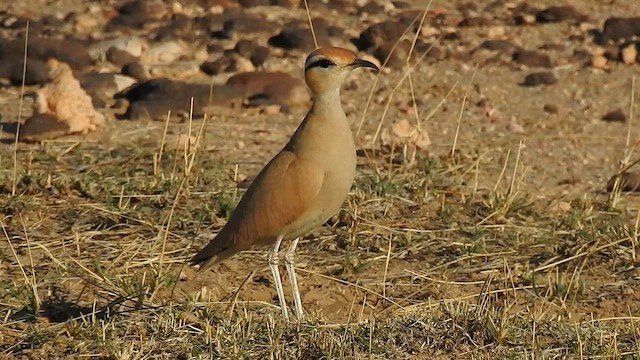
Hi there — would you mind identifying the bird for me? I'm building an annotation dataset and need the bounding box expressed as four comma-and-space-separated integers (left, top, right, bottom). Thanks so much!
190, 47, 379, 321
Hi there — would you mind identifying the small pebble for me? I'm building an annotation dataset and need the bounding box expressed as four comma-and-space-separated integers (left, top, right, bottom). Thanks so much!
601, 109, 627, 122
543, 104, 559, 114
522, 72, 557, 87
621, 43, 638, 64
512, 49, 553, 68
591, 55, 607, 69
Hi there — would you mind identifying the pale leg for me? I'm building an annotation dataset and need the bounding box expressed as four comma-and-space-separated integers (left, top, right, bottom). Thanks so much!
284, 237, 304, 320
268, 235, 289, 321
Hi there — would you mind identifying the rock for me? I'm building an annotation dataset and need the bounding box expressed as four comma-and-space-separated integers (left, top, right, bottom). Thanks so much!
107, 0, 169, 30
200, 59, 228, 76
521, 72, 557, 87
590, 55, 607, 69
0, 14, 30, 29
268, 21, 333, 51
602, 44, 620, 61
234, 39, 260, 58
154, 13, 193, 41
0, 59, 51, 86
373, 40, 409, 68
0, 37, 93, 70
601, 109, 626, 122
20, 59, 105, 142
416, 42, 445, 61
458, 17, 492, 27
106, 47, 139, 67
392, 1, 411, 9
198, 10, 276, 37
487, 26, 506, 39
90, 37, 146, 62
271, 0, 301, 7
238, 0, 269, 6
358, 1, 385, 16
512, 49, 552, 68
380, 119, 430, 152
543, 104, 559, 114
607, 171, 640, 192
226, 71, 310, 109
142, 40, 188, 64
200, 53, 254, 75
211, 18, 235, 39
40, 14, 67, 31
420, 26, 439, 38
115, 79, 244, 120
540, 43, 565, 51
79, 73, 137, 108
233, 57, 256, 73
602, 17, 640, 42
355, 20, 407, 51
120, 0, 168, 21
620, 42, 639, 64
515, 14, 537, 25
480, 39, 518, 52
73, 12, 101, 33
261, 104, 281, 115
248, 46, 270, 67
234, 40, 270, 67
536, 6, 587, 23
121, 62, 149, 80
19, 114, 71, 143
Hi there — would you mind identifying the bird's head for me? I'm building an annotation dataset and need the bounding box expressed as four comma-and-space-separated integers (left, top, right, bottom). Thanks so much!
304, 47, 379, 95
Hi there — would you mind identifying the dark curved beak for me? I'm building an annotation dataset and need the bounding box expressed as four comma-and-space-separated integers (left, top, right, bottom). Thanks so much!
351, 58, 379, 71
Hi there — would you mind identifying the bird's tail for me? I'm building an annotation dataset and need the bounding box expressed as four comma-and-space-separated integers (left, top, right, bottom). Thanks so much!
190, 244, 235, 273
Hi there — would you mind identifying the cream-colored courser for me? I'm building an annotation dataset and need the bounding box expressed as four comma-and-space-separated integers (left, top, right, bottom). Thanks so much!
191, 47, 379, 321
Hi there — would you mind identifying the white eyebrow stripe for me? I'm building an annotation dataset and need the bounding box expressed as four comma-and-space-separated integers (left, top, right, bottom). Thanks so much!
305, 55, 325, 69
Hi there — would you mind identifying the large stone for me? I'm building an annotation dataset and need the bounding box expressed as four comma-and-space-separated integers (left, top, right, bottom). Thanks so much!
115, 79, 245, 120
521, 72, 557, 87
512, 49, 553, 68
0, 59, 51, 86
268, 20, 334, 51
79, 73, 137, 108
602, 17, 640, 42
19, 114, 71, 143
226, 71, 309, 109
0, 37, 93, 70
19, 59, 105, 142
355, 20, 407, 51
535, 6, 588, 23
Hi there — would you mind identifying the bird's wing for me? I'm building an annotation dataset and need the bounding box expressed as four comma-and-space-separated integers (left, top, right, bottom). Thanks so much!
191, 151, 324, 271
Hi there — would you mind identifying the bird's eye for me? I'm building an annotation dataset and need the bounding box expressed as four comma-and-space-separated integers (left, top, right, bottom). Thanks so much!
307, 59, 335, 70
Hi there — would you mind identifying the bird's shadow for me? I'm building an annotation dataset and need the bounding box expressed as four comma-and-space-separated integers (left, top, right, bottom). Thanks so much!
10, 296, 111, 324
7, 290, 147, 326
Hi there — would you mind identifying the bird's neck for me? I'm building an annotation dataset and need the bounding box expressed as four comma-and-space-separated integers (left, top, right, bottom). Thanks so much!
284, 87, 351, 154
310, 88, 344, 119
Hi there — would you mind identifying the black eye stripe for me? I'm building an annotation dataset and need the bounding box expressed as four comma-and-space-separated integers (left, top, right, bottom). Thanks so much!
306, 58, 335, 70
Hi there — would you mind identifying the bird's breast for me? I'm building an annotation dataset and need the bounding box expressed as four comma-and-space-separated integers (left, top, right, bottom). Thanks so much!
301, 123, 356, 209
